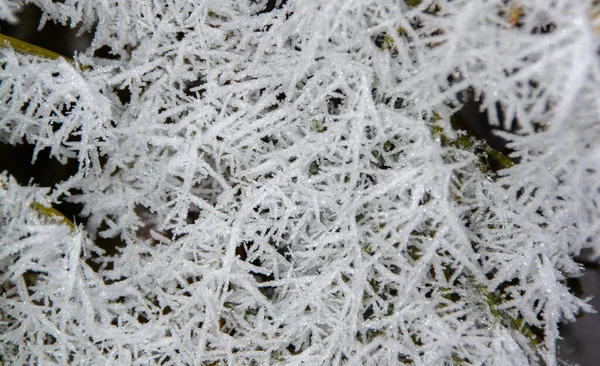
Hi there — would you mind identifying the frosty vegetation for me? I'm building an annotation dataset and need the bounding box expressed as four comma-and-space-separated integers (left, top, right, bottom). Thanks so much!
1, 0, 599, 364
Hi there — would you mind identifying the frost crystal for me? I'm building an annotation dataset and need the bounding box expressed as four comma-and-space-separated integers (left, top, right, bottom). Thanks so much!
1, 1, 599, 365
0, 0, 19, 24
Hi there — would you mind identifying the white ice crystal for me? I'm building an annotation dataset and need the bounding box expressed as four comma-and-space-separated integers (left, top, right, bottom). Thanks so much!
1, 0, 599, 365
0, 0, 20, 24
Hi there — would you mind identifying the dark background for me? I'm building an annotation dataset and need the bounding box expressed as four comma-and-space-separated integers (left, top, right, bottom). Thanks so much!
1, 4, 598, 365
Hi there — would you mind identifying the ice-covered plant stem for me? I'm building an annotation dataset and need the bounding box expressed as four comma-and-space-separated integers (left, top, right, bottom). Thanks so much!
1, 1, 600, 365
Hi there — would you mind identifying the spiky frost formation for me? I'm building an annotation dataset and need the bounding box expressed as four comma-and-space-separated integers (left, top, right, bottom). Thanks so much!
1, 1, 599, 364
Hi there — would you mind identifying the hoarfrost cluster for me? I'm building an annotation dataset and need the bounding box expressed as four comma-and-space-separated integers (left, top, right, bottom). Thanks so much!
1, 0, 600, 365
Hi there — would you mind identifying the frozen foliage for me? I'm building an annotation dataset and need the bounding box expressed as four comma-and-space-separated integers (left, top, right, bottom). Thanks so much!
1, 0, 600, 364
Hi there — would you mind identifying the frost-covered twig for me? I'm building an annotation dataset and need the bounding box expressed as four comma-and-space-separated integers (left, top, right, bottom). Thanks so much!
1, 1, 599, 365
